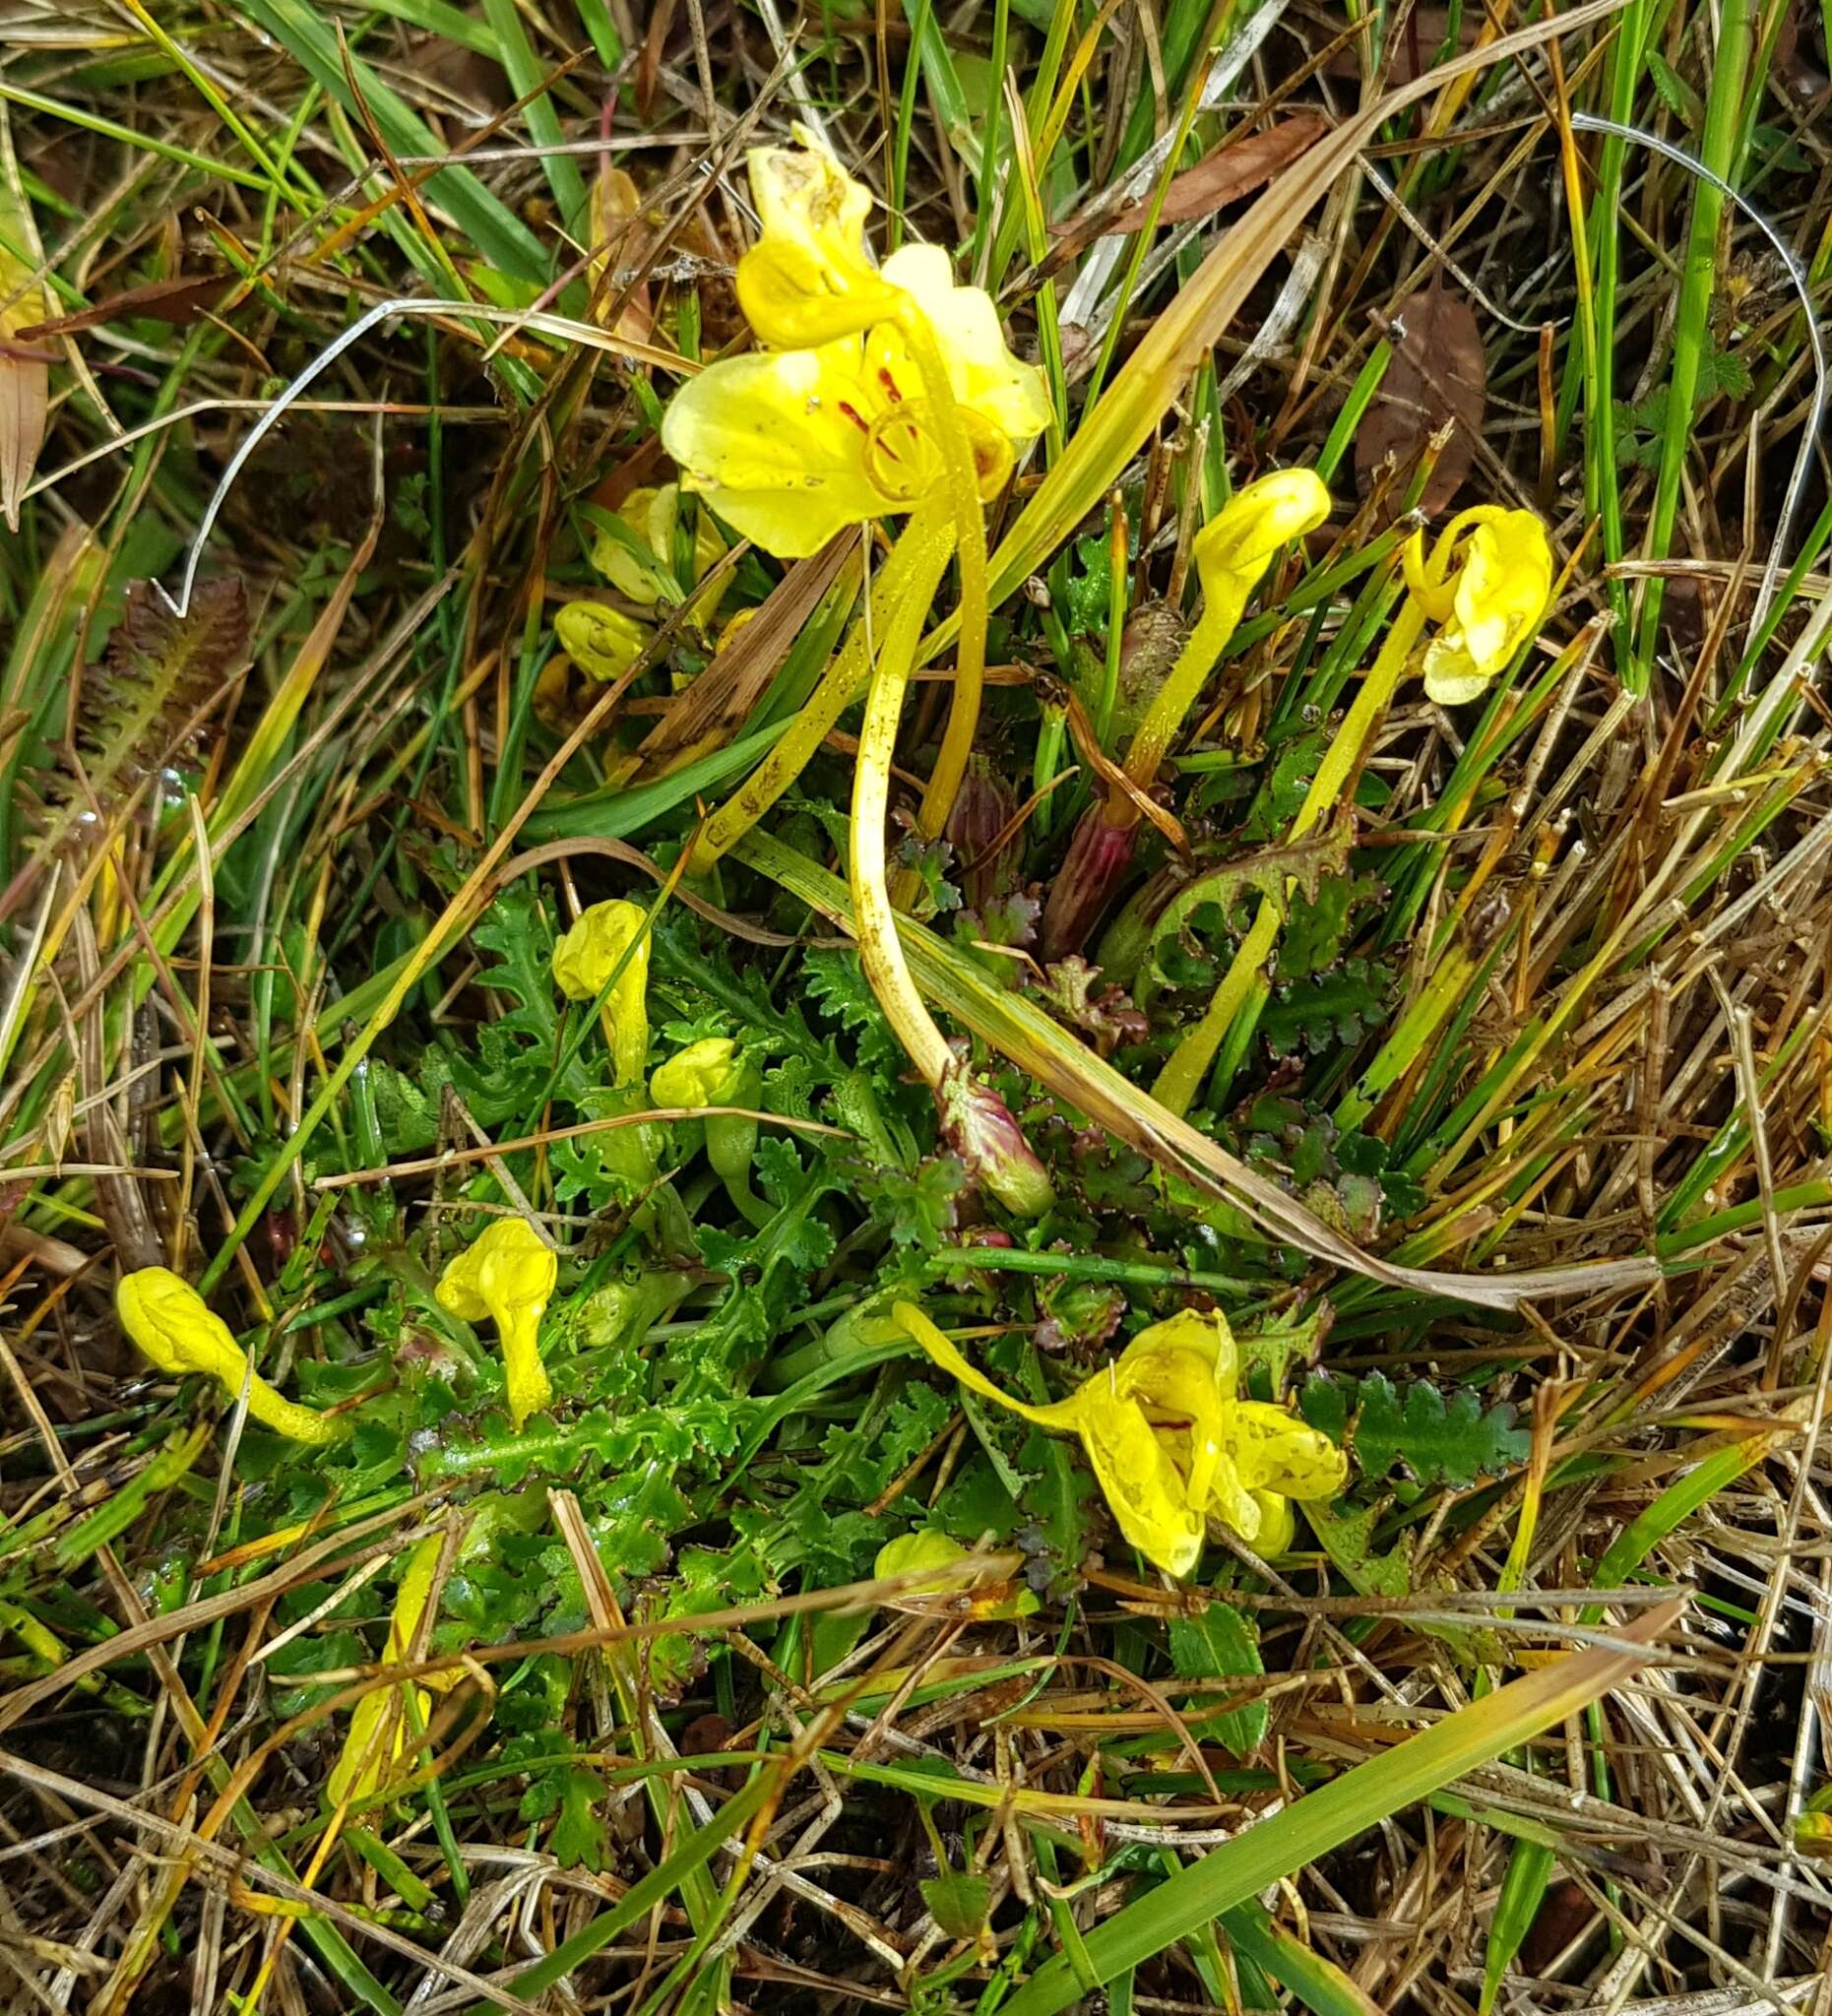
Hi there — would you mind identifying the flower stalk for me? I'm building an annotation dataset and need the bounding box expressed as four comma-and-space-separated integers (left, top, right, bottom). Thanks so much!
1041, 471, 1331, 960
1153, 505, 1552, 1115
852, 506, 1054, 1216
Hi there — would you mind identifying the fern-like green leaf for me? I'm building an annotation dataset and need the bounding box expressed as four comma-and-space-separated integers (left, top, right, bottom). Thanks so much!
1302, 1370, 1528, 1489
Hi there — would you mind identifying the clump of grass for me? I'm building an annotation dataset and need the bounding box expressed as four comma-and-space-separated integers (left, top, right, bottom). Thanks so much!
0, 2, 1827, 2011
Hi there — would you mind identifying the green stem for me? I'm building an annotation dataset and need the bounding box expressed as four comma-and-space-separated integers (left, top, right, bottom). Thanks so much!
1121, 593, 1244, 798
1153, 600, 1426, 1115
1628, 0, 1755, 690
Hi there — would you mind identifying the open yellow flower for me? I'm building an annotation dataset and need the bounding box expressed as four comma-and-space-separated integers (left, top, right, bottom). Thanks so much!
896, 1301, 1345, 1579
1404, 506, 1553, 705
117, 1267, 339, 1444
435, 1219, 557, 1431
552, 899, 649, 1088
661, 141, 1049, 558
329, 1537, 464, 1806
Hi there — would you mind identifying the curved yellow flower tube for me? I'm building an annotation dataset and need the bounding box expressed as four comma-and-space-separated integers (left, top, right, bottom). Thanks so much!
434, 1219, 558, 1431
116, 1267, 340, 1445
1129, 470, 1333, 791
551, 899, 650, 1088
897, 1301, 1344, 1578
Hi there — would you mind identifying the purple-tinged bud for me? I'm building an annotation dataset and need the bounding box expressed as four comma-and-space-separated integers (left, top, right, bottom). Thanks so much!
1041, 806, 1137, 962
945, 756, 1016, 913
937, 1057, 1054, 1218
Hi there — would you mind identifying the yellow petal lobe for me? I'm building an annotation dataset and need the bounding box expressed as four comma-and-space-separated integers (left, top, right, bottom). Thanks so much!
435, 1219, 558, 1430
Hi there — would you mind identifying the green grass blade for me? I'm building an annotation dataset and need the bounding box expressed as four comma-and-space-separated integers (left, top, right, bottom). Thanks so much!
232, 0, 550, 282
479, 0, 588, 224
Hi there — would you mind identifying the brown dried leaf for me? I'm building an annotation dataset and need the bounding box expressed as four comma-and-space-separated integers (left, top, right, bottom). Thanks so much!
18, 273, 234, 341
1104, 116, 1331, 234
1356, 286, 1487, 515
589, 163, 654, 342
633, 536, 857, 778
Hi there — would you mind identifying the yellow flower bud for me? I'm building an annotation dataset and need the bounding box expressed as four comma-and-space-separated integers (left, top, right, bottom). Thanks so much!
116, 1267, 339, 1445
551, 900, 650, 1088
434, 1219, 557, 1431
554, 601, 648, 684
589, 483, 727, 630
1191, 469, 1332, 608
650, 1036, 744, 1110
873, 1531, 1038, 1618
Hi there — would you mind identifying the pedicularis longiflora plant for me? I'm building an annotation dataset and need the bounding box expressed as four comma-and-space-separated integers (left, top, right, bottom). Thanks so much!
662, 132, 1056, 1216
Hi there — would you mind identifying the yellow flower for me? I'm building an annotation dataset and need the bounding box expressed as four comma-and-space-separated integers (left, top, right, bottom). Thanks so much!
736, 128, 902, 347
589, 482, 728, 632
551, 899, 649, 1087
1191, 469, 1332, 607
874, 1531, 1039, 1618
1404, 506, 1554, 706
554, 601, 647, 685
651, 1036, 744, 1109
329, 1537, 464, 1806
896, 1301, 1345, 1579
661, 145, 1048, 558
435, 1219, 557, 1431
652, 1038, 770, 1226
116, 1268, 339, 1445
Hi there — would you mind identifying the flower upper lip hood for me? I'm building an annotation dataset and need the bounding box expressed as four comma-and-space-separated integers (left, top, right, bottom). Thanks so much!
1189, 469, 1332, 607
435, 1219, 558, 1432
659, 139, 1049, 560
117, 1266, 340, 1444
1406, 505, 1554, 705
897, 1300, 1346, 1579
650, 1035, 744, 1110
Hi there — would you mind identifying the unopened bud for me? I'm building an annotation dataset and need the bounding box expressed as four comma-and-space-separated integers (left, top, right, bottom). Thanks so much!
1041, 806, 1136, 962
938, 1059, 1053, 1218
